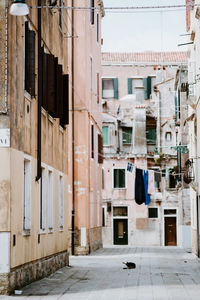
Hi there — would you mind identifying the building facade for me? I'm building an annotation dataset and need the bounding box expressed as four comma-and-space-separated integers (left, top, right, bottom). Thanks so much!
0, 0, 70, 294
102, 52, 191, 249
67, 0, 104, 255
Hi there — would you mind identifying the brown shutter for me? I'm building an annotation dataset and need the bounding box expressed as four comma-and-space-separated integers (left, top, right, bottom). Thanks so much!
42, 50, 48, 110
55, 64, 63, 118
47, 55, 56, 115
98, 134, 103, 164
28, 30, 35, 97
60, 74, 69, 126
25, 22, 29, 93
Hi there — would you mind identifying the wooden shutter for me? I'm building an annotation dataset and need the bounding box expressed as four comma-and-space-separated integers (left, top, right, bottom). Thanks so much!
25, 22, 35, 97
60, 74, 69, 126
55, 64, 63, 118
47, 55, 56, 115
98, 134, 103, 164
91, 124, 94, 158
42, 50, 48, 110
113, 78, 118, 99
143, 76, 151, 100
128, 78, 132, 94
28, 30, 35, 97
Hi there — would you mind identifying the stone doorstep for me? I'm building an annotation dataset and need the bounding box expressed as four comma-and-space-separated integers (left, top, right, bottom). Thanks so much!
0, 251, 69, 295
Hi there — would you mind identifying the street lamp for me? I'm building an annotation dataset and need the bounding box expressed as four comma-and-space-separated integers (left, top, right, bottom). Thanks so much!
9, 0, 29, 16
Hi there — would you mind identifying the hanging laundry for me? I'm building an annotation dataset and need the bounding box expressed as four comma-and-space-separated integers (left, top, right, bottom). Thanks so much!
148, 170, 155, 195
135, 168, 145, 205
143, 170, 151, 205
127, 162, 133, 173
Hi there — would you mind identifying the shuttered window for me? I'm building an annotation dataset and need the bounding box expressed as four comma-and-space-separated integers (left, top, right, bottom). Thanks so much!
47, 55, 57, 115
24, 159, 31, 230
113, 78, 118, 99
98, 134, 103, 164
90, 0, 95, 25
113, 169, 126, 188
143, 76, 152, 100
25, 22, 35, 97
97, 73, 100, 103
146, 128, 156, 144
42, 50, 48, 110
122, 127, 132, 144
128, 78, 133, 94
60, 74, 69, 126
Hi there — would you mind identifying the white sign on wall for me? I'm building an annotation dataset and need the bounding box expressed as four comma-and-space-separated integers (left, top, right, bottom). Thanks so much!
0, 129, 10, 147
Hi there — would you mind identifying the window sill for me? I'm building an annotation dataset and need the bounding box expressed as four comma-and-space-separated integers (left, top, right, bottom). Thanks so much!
24, 90, 32, 102
23, 229, 31, 236
48, 114, 54, 124
40, 229, 47, 234
48, 228, 54, 234
113, 187, 126, 190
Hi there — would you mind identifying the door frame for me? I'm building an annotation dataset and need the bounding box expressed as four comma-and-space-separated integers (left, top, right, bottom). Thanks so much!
112, 205, 129, 245
113, 218, 128, 245
162, 207, 178, 246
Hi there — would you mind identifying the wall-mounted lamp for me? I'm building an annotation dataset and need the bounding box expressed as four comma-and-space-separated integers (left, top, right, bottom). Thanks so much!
9, 0, 29, 16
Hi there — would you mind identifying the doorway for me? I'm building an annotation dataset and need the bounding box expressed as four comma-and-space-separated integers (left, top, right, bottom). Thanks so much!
113, 219, 128, 245
164, 217, 177, 246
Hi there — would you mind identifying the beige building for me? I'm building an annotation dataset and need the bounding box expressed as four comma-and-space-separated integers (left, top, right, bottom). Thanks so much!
102, 52, 191, 249
67, 0, 104, 255
0, 0, 70, 294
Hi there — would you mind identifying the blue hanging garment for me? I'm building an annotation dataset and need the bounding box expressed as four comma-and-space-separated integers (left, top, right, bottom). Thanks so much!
143, 170, 151, 205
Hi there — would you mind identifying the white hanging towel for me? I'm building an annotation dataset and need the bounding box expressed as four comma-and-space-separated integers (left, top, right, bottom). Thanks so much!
148, 170, 155, 195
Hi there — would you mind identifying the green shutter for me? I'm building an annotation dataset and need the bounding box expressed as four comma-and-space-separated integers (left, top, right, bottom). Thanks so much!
114, 169, 125, 188
113, 78, 118, 99
102, 126, 108, 145
143, 76, 152, 100
146, 128, 156, 144
143, 78, 148, 99
128, 78, 132, 94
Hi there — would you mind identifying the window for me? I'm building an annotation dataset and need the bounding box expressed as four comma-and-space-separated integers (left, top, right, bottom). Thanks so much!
122, 127, 132, 144
91, 124, 94, 159
102, 126, 109, 146
166, 132, 172, 142
113, 207, 128, 217
102, 78, 118, 99
59, 0, 63, 30
148, 207, 158, 218
40, 167, 46, 230
24, 159, 31, 231
48, 170, 53, 230
102, 207, 105, 227
113, 169, 126, 188
98, 134, 103, 163
25, 22, 35, 97
146, 128, 156, 144
90, 0, 94, 25
59, 175, 64, 229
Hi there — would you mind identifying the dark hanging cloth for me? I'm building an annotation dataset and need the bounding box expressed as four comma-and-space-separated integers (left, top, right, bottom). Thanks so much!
135, 168, 145, 205
143, 170, 151, 206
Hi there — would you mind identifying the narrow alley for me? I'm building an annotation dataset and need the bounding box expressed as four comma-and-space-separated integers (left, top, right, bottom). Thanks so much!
2, 246, 200, 300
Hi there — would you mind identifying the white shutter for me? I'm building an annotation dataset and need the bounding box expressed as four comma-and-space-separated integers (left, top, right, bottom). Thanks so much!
41, 168, 46, 230
59, 175, 64, 228
48, 170, 54, 230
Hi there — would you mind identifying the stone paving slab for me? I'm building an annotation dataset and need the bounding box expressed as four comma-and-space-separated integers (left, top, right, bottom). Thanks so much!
1, 246, 200, 300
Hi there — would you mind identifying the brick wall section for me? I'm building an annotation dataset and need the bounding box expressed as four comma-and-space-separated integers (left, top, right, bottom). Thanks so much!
0, 251, 69, 295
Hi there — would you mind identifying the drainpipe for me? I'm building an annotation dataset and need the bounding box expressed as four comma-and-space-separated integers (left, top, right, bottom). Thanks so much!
71, 0, 75, 255
36, 0, 42, 181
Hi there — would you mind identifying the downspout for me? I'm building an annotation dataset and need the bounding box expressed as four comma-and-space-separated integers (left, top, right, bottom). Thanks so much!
71, 0, 75, 255
36, 0, 42, 181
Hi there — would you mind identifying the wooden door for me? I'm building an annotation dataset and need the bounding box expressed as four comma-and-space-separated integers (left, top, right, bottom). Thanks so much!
165, 217, 177, 246
114, 219, 128, 245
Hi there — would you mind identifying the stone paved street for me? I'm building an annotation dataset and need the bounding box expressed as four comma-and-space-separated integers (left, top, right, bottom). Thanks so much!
1, 246, 200, 300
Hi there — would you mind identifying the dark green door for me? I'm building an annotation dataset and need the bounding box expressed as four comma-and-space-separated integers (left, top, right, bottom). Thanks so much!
114, 219, 128, 245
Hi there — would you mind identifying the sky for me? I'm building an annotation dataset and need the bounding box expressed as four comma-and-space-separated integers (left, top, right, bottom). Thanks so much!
102, 0, 188, 52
